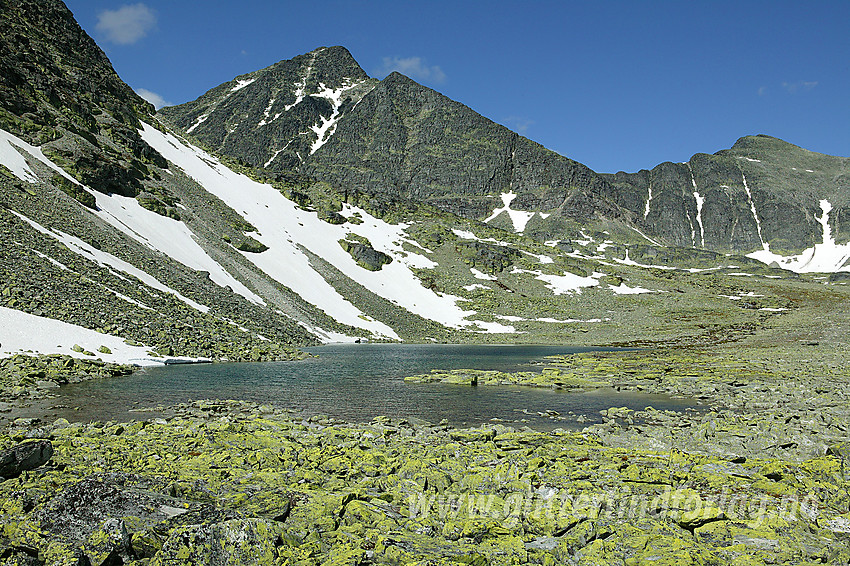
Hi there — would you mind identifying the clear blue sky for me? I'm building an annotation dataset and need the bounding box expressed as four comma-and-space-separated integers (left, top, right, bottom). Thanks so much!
64, 0, 849, 173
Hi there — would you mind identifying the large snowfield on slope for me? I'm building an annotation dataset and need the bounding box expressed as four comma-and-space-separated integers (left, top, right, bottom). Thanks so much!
139, 122, 515, 336
11, 210, 210, 313
0, 306, 160, 365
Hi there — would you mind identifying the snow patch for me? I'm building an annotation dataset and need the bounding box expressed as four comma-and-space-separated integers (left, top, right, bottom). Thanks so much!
264, 148, 285, 167
742, 173, 768, 251
630, 226, 662, 246
257, 97, 278, 126
0, 129, 40, 182
470, 268, 497, 281
693, 191, 705, 247
186, 113, 209, 134
463, 283, 491, 291
512, 267, 601, 295
615, 250, 675, 271
309, 79, 364, 154
748, 199, 850, 273
484, 192, 536, 232
610, 283, 653, 295
230, 78, 256, 93
0, 306, 161, 365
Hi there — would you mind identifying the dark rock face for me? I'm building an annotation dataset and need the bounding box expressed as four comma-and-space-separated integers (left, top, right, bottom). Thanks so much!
602, 137, 849, 253
0, 439, 53, 478
0, 0, 161, 197
163, 55, 628, 229
304, 72, 621, 224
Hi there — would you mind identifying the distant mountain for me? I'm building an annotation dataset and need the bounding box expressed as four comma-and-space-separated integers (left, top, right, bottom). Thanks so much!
161, 48, 850, 263
160, 47, 628, 231
603, 135, 850, 255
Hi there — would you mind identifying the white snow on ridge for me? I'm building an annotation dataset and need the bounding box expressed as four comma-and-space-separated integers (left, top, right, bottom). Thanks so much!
230, 78, 256, 93
11, 211, 210, 313
139, 122, 515, 337
0, 306, 159, 365
748, 199, 850, 273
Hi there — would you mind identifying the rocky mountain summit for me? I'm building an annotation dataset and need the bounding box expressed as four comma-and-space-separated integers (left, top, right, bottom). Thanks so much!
163, 48, 850, 261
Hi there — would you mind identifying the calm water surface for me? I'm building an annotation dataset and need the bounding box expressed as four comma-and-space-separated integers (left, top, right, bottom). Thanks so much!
42, 344, 696, 430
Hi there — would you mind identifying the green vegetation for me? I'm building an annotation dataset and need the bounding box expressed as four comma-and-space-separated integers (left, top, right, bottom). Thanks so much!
51, 174, 96, 208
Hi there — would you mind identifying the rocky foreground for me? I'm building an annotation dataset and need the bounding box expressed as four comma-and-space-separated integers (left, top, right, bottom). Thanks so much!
1, 340, 849, 565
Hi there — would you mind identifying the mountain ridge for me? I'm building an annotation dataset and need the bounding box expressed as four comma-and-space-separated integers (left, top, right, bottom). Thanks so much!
160, 46, 849, 259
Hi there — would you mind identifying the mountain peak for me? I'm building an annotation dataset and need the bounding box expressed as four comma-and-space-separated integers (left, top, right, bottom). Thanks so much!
731, 134, 799, 152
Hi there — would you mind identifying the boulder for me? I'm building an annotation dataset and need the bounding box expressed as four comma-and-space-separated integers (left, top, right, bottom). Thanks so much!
0, 439, 53, 479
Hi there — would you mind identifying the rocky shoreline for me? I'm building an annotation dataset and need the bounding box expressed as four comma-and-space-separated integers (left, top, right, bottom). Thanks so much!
1, 335, 849, 564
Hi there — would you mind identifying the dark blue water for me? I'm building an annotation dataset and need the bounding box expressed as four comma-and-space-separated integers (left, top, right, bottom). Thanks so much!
42, 344, 694, 429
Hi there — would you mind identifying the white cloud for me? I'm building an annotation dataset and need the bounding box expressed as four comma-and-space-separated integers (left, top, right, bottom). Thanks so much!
757, 86, 767, 96
135, 88, 170, 109
376, 56, 447, 84
782, 81, 818, 94
503, 116, 534, 134
96, 3, 156, 45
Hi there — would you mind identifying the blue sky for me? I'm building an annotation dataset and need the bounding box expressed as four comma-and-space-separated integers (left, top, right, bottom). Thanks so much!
64, 0, 849, 173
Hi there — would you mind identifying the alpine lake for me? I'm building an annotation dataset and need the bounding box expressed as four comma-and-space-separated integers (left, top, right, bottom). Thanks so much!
35, 344, 697, 429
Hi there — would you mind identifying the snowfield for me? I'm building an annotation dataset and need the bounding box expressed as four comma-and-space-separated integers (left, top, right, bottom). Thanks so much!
0, 306, 161, 365
11, 210, 211, 313
139, 122, 515, 336
0, 128, 264, 306
748, 200, 850, 273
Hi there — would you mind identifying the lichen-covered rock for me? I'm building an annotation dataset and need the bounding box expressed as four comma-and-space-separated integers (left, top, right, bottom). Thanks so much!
149, 518, 280, 566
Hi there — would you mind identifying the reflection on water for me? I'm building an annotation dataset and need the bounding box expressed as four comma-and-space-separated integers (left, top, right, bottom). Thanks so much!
38, 344, 696, 430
